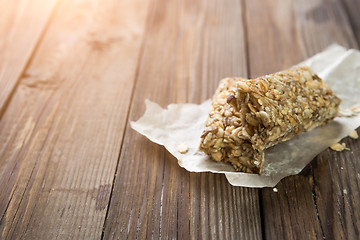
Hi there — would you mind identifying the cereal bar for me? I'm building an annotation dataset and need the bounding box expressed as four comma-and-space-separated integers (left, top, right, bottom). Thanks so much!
200, 66, 341, 174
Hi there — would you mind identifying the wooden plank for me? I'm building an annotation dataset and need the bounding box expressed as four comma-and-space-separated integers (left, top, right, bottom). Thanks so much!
245, 0, 306, 78
291, 0, 357, 56
341, 0, 360, 44
0, 0, 150, 239
0, 0, 58, 115
313, 132, 360, 239
103, 0, 262, 239
245, 0, 359, 239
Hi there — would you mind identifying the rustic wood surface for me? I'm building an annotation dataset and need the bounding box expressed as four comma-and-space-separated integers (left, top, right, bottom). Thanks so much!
0, 0, 359, 239
0, 0, 149, 239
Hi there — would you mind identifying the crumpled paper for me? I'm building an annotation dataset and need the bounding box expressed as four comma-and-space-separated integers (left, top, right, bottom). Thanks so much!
131, 44, 360, 188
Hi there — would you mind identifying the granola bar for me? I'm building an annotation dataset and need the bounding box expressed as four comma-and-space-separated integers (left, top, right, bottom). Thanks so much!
200, 66, 341, 174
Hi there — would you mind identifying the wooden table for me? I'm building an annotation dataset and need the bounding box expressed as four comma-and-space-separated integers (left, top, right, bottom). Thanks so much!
0, 0, 359, 239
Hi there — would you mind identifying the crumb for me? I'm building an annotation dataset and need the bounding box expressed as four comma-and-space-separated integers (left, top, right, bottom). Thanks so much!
350, 105, 360, 113
343, 189, 348, 195
330, 142, 349, 151
340, 167, 344, 170
273, 187, 278, 193
349, 130, 359, 139
254, 161, 260, 166
177, 143, 188, 154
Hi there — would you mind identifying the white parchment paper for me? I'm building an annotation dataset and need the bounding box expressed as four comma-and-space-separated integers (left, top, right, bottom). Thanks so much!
131, 44, 360, 188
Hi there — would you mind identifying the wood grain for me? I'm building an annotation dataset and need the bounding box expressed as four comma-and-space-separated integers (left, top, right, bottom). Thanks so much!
292, 0, 357, 56
0, 0, 149, 239
1, 0, 359, 238
0, 0, 58, 115
102, 0, 262, 239
245, 0, 359, 239
245, 0, 305, 78
313, 132, 360, 239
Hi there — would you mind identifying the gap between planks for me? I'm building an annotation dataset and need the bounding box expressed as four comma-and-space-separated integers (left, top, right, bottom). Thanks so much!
99, 0, 156, 238
0, 0, 58, 119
